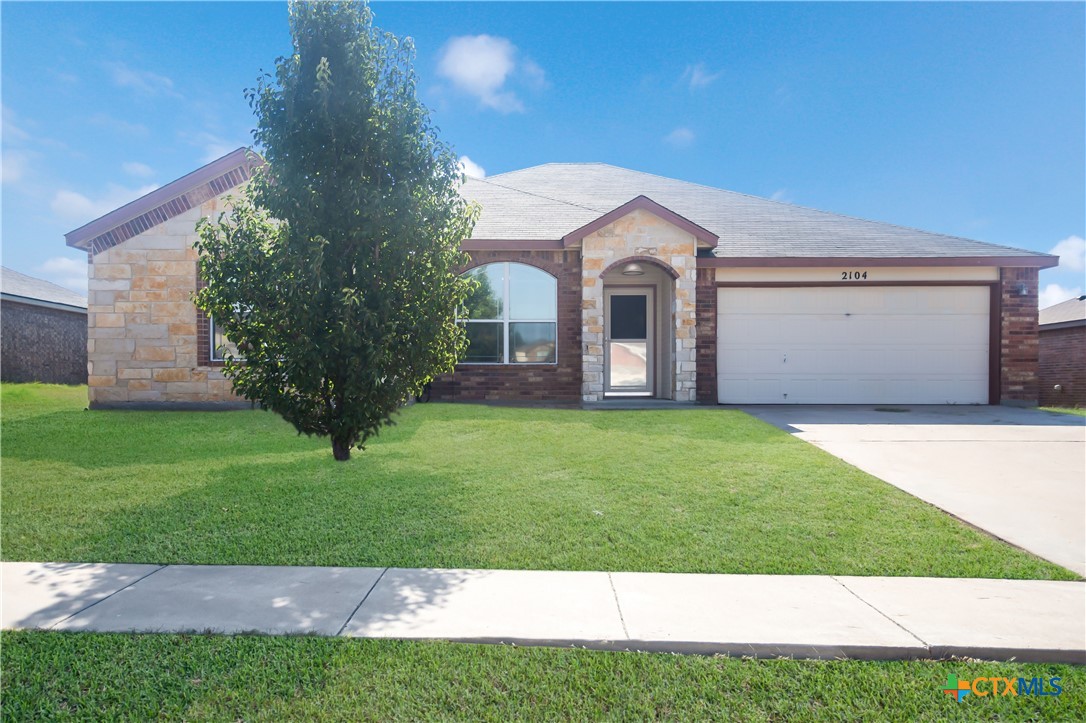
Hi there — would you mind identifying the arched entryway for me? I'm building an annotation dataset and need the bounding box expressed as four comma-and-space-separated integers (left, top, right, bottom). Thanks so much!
599, 257, 678, 398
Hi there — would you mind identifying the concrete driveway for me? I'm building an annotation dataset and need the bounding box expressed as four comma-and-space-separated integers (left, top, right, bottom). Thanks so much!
739, 405, 1086, 577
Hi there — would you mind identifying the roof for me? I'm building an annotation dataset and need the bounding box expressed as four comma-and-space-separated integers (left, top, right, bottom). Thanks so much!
66, 148, 258, 255
460, 163, 1057, 265
1039, 295, 1086, 329
1, 266, 87, 311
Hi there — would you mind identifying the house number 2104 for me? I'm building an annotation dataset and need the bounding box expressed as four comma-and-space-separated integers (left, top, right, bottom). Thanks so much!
841, 271, 868, 280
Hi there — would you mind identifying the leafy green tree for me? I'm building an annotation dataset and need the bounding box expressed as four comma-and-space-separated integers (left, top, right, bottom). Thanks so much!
195, 0, 476, 460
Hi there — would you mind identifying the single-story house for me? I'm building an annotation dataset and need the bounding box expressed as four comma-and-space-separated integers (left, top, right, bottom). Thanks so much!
65, 150, 1057, 408
1037, 295, 1086, 408
1, 266, 88, 385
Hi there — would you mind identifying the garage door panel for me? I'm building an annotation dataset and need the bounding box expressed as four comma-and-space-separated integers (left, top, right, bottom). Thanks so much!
717, 286, 990, 404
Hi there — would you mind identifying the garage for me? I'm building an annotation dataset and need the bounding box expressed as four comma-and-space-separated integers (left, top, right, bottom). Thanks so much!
717, 285, 991, 404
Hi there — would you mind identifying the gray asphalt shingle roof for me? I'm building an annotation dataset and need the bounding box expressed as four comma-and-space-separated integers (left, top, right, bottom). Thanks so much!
0, 266, 87, 310
460, 163, 1053, 260
1039, 295, 1086, 327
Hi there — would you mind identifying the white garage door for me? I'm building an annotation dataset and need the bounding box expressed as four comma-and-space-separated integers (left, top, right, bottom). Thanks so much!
717, 286, 990, 404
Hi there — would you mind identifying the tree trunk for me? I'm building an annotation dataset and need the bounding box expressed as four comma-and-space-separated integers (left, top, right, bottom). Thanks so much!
332, 437, 352, 461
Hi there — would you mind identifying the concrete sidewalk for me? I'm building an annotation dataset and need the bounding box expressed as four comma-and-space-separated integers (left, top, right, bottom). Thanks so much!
3, 562, 1083, 664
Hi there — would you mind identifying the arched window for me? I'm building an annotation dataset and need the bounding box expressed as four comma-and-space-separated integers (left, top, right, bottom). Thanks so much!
460, 262, 557, 364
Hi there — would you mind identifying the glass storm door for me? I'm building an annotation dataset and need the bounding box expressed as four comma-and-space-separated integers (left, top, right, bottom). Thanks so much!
604, 288, 654, 396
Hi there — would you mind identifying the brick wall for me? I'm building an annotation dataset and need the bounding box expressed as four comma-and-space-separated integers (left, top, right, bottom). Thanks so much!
694, 267, 717, 403
0, 300, 87, 385
429, 250, 583, 403
1038, 325, 1086, 408
999, 267, 1040, 405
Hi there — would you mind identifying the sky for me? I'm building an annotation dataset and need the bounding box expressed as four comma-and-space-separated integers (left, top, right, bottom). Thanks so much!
2, 1, 1083, 307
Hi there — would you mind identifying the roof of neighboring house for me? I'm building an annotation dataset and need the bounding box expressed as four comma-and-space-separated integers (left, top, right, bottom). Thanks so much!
1039, 295, 1086, 329
1, 266, 87, 311
65, 148, 258, 255
460, 163, 1056, 266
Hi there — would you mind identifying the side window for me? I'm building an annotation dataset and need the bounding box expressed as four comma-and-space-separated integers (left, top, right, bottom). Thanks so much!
460, 262, 556, 364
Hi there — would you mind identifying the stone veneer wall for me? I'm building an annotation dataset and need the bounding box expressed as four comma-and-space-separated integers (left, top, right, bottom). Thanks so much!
0, 300, 87, 385
580, 208, 698, 402
999, 267, 1040, 405
1038, 325, 1086, 408
86, 196, 242, 407
429, 249, 583, 403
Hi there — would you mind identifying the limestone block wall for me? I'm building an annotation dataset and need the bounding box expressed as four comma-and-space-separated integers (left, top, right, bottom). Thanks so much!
580, 208, 698, 402
86, 196, 241, 407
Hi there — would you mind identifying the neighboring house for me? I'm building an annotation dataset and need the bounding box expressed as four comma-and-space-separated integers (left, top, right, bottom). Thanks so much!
1037, 295, 1086, 408
1, 266, 88, 385
66, 151, 1057, 408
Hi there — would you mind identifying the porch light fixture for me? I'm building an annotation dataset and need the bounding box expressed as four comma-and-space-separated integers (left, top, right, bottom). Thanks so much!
1016, 282, 1029, 297
621, 262, 645, 276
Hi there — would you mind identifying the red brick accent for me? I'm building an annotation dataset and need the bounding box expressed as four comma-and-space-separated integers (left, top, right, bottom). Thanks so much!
84, 165, 252, 256
429, 250, 583, 403
999, 268, 1040, 405
695, 267, 717, 403
194, 275, 225, 368
1038, 325, 1086, 408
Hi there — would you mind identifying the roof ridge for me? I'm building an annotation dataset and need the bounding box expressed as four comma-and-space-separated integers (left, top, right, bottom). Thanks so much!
469, 176, 609, 215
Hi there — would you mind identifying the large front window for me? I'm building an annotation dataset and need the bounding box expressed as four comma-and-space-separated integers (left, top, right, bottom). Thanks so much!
460, 262, 557, 364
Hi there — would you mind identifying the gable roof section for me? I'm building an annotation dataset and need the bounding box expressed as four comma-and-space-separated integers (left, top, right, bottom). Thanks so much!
1039, 295, 1086, 329
561, 195, 717, 248
66, 148, 258, 255
1, 266, 87, 311
460, 163, 1057, 266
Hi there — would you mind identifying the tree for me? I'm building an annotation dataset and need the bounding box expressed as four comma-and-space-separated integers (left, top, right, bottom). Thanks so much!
195, 0, 476, 461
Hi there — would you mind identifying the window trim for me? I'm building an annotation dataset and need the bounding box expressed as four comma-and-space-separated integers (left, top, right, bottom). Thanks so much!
461, 262, 558, 366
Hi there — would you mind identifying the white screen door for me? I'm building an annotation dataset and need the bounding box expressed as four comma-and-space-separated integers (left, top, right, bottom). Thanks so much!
605, 288, 654, 396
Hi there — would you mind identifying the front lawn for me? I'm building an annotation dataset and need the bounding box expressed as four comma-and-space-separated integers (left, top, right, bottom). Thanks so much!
3, 632, 1082, 721
1041, 407, 1086, 417
0, 383, 1073, 579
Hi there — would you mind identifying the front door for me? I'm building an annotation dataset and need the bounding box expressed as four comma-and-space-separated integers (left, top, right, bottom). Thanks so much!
604, 287, 654, 396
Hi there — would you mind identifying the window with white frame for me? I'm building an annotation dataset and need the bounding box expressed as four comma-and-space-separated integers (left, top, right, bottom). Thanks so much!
460, 262, 557, 364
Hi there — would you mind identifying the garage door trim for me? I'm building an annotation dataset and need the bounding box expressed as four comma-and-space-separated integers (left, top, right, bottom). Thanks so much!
714, 280, 1001, 404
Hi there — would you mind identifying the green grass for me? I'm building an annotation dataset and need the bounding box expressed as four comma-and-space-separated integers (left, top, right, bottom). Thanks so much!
2, 632, 1082, 721
0, 383, 1074, 579
1041, 407, 1086, 417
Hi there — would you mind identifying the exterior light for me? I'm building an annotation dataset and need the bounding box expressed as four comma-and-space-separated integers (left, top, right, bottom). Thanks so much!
622, 262, 645, 276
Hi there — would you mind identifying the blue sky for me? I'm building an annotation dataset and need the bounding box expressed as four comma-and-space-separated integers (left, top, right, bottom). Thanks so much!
2, 1, 1083, 307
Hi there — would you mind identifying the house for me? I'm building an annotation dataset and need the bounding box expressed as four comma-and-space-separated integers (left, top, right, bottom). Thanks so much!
1037, 295, 1086, 408
1, 266, 88, 385
66, 151, 1057, 408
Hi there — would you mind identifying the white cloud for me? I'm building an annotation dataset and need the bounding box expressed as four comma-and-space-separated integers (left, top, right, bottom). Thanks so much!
664, 127, 695, 149
122, 161, 155, 178
1049, 235, 1085, 273
50, 183, 159, 224
458, 156, 486, 179
437, 35, 541, 113
1039, 282, 1083, 310
1, 149, 31, 185
2, 104, 30, 142
681, 63, 722, 89
36, 256, 88, 294
105, 61, 179, 97
181, 131, 240, 163
770, 188, 792, 203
